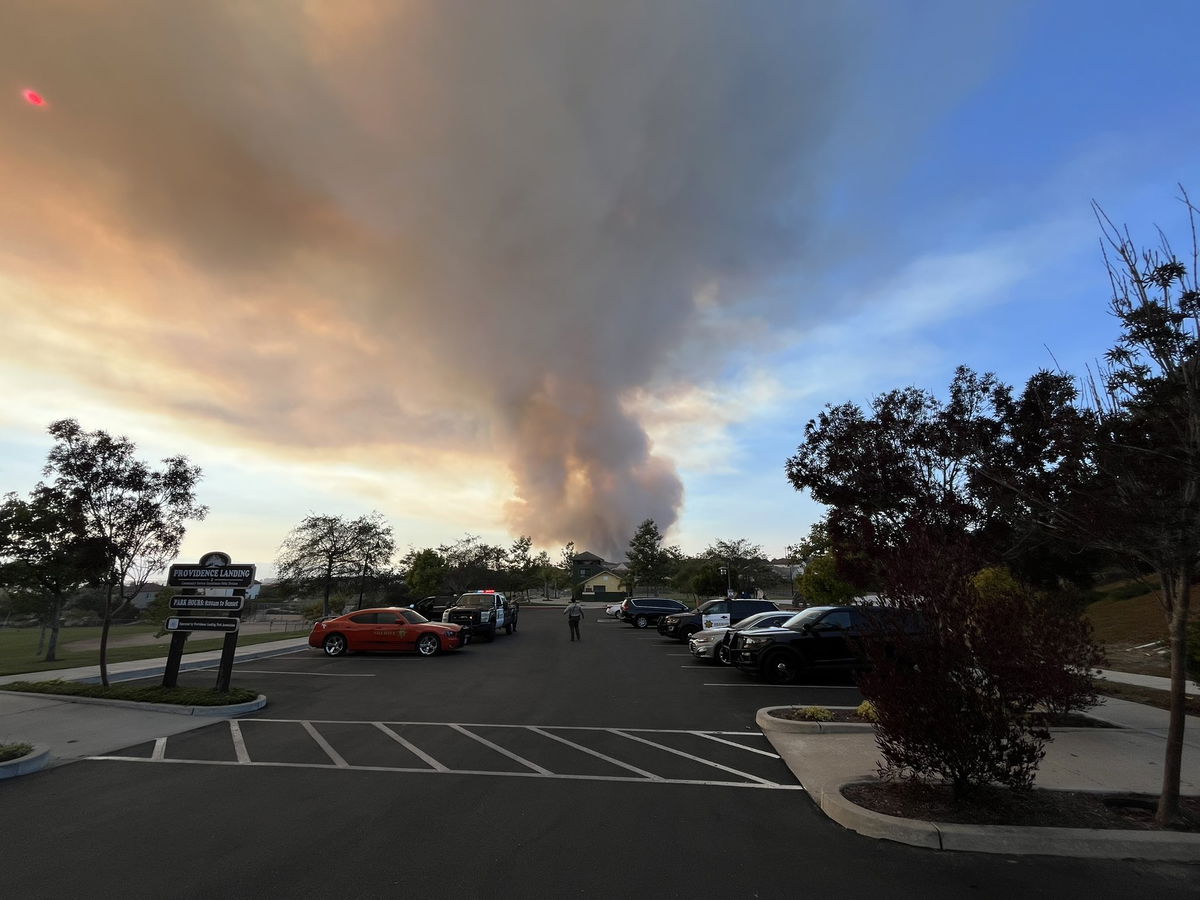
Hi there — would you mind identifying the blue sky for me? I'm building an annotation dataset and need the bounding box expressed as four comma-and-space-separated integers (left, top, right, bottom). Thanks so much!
0, 2, 1197, 574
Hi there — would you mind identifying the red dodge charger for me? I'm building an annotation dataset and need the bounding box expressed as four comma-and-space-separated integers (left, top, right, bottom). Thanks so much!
308, 607, 469, 657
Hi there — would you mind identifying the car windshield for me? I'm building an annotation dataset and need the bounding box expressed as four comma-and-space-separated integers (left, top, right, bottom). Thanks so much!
456, 594, 494, 608
731, 612, 780, 631
403, 610, 429, 624
782, 607, 834, 630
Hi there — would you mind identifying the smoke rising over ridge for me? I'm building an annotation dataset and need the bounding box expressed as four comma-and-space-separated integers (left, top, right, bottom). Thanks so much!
0, 1, 999, 556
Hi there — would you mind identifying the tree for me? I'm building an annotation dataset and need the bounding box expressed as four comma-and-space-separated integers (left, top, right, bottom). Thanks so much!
0, 485, 107, 661
437, 534, 503, 595
533, 550, 555, 598
505, 535, 538, 597
669, 556, 726, 602
785, 367, 1096, 591
796, 554, 859, 605
349, 512, 395, 609
41, 419, 206, 685
403, 548, 448, 598
702, 538, 772, 596
626, 519, 672, 596
276, 512, 392, 618
1028, 193, 1200, 825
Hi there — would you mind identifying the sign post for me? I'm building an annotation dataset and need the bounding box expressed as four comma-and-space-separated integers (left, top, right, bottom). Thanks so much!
162, 552, 255, 692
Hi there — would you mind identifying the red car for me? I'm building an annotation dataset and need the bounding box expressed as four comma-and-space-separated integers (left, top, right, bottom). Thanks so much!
308, 607, 469, 657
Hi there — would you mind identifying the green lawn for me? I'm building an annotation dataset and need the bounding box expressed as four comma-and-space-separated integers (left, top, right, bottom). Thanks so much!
0, 624, 309, 676
1085, 579, 1167, 646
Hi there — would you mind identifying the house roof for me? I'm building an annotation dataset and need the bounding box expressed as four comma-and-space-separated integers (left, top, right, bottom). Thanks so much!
573, 551, 605, 562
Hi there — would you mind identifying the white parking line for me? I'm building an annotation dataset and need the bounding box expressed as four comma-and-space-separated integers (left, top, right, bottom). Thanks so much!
85, 755, 804, 790
611, 730, 778, 785
528, 726, 663, 781
92, 719, 791, 789
702, 683, 861, 688
304, 721, 350, 768
451, 724, 550, 775
228, 720, 251, 763
233, 670, 378, 677
695, 733, 780, 759
374, 722, 447, 771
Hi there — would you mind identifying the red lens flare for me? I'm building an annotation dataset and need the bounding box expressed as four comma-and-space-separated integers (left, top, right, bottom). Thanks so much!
22, 89, 46, 107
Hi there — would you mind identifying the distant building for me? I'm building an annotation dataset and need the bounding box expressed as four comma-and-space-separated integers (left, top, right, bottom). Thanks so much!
572, 551, 607, 583
578, 568, 628, 602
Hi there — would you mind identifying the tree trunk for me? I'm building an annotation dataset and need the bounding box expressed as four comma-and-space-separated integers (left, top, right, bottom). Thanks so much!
99, 580, 115, 687
1156, 569, 1191, 826
45, 596, 62, 662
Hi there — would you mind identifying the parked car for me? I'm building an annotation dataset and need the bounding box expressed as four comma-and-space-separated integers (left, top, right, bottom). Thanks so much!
731, 605, 921, 683
308, 607, 469, 657
604, 602, 624, 618
441, 590, 519, 641
657, 598, 781, 641
688, 609, 796, 664
619, 597, 690, 628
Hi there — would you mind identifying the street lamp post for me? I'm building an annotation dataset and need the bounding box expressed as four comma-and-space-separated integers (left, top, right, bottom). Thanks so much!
719, 565, 730, 628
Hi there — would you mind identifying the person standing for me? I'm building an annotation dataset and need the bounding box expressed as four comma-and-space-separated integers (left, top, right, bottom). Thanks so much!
563, 598, 585, 641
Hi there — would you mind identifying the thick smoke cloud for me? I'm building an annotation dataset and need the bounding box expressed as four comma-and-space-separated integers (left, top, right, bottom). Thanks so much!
0, 1, 998, 556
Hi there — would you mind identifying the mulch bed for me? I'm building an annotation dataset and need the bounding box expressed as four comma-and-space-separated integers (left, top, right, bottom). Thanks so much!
843, 781, 1200, 832
768, 708, 1115, 727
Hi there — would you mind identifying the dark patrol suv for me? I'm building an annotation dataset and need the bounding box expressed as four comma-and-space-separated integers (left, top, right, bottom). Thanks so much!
619, 597, 690, 628
731, 605, 919, 684
657, 598, 780, 641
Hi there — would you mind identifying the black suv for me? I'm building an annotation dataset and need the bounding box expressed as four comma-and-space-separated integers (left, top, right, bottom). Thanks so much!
619, 597, 689, 628
731, 605, 920, 684
657, 598, 780, 641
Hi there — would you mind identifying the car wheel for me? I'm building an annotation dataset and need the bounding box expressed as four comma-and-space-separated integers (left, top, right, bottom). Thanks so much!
415, 633, 440, 657
763, 650, 803, 684
505, 621, 514, 634
634, 615, 649, 629
716, 644, 731, 666
323, 633, 347, 657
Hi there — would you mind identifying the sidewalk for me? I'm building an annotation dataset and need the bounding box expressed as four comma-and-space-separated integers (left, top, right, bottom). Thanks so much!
1099, 668, 1200, 696
0, 636, 310, 687
0, 638, 308, 767
759, 696, 1200, 860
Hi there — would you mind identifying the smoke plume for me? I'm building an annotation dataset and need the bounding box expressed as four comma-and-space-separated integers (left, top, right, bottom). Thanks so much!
0, 1, 998, 556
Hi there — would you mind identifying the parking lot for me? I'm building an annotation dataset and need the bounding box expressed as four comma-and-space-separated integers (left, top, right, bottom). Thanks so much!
5, 606, 1198, 899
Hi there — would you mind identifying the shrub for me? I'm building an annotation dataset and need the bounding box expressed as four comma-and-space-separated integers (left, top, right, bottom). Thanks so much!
855, 700, 879, 722
797, 706, 833, 722
857, 532, 1103, 802
0, 742, 34, 763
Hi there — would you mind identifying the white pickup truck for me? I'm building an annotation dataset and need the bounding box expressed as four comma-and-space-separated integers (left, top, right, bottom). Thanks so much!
441, 591, 519, 642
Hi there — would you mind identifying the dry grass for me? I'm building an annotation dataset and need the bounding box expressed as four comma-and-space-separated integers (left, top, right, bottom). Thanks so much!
1085, 579, 1167, 646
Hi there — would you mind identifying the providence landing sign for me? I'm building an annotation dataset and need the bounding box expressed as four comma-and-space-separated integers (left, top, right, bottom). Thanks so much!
162, 551, 256, 692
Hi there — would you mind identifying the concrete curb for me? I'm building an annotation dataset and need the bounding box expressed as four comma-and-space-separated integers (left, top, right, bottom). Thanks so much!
758, 706, 1200, 860
755, 707, 874, 734
0, 690, 268, 717
0, 743, 52, 780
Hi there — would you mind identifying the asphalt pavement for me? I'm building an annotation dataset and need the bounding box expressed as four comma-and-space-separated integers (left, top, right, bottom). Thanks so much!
1, 604, 1198, 898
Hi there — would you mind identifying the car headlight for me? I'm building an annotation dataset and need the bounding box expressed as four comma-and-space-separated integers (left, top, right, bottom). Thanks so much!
443, 629, 455, 637
692, 635, 715, 645
664, 616, 678, 624
740, 636, 769, 649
